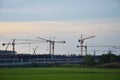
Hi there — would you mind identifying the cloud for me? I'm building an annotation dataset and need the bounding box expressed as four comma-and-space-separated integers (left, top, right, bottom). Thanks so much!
0, 19, 120, 37
0, 19, 120, 54
0, 0, 120, 21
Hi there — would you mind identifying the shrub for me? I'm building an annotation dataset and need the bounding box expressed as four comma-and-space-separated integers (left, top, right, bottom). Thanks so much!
96, 63, 120, 68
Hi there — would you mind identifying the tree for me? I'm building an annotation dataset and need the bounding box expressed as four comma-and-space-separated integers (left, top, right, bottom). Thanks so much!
99, 53, 118, 63
83, 54, 96, 66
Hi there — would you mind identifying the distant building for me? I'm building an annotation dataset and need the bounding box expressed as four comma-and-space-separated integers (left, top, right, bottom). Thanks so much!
0, 53, 100, 67
0, 50, 17, 54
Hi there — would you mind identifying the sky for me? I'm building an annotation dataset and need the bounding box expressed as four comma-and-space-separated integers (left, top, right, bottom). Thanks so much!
0, 0, 120, 55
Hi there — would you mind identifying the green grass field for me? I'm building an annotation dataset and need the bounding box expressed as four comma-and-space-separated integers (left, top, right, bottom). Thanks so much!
0, 68, 120, 80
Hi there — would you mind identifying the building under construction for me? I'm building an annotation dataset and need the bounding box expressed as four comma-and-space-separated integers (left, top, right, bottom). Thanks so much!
0, 36, 119, 67
0, 50, 100, 67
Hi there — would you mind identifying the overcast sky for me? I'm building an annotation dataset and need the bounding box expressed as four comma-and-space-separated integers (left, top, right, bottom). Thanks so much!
0, 0, 120, 55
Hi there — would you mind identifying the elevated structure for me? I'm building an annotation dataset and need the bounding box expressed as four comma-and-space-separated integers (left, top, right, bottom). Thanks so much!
37, 37, 65, 58
2, 39, 43, 54
0, 53, 100, 67
77, 35, 95, 56
0, 50, 17, 54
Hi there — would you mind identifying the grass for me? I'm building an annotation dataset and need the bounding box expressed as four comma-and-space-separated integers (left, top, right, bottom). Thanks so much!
0, 68, 120, 80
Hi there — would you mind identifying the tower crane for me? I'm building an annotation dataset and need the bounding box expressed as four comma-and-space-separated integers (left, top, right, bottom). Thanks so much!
81, 45, 120, 56
87, 45, 120, 48
2, 39, 43, 54
77, 34, 95, 56
2, 39, 16, 54
37, 37, 66, 58
33, 46, 38, 55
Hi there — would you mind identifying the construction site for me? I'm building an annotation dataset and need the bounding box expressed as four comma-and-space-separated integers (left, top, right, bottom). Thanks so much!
0, 1, 120, 80
0, 35, 120, 67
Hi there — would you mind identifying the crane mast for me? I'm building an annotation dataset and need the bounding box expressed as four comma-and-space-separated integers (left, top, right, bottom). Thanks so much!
2, 39, 16, 54
37, 37, 65, 58
12, 39, 15, 54
78, 34, 95, 56
2, 39, 43, 54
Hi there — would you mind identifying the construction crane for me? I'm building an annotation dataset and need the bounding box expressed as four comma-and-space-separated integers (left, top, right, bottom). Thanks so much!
33, 46, 38, 55
2, 39, 43, 54
82, 45, 120, 55
37, 37, 66, 57
77, 34, 95, 56
87, 45, 120, 48
2, 39, 16, 54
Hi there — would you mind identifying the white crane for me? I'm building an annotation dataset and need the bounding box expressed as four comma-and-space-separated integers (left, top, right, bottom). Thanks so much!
2, 39, 43, 54
2, 39, 16, 54
33, 46, 38, 55
37, 37, 65, 58
77, 35, 95, 56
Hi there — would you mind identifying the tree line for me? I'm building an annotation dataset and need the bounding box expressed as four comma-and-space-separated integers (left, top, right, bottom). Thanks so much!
83, 51, 120, 68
